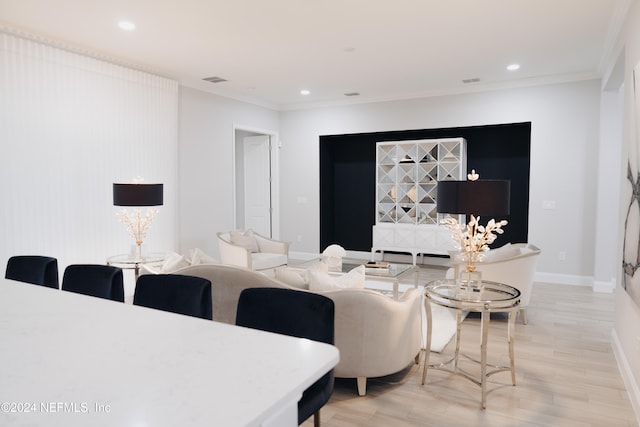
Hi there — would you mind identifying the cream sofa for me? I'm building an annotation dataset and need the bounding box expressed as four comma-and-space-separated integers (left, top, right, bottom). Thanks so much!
325, 287, 422, 396
447, 243, 541, 324
216, 230, 289, 271
166, 263, 421, 395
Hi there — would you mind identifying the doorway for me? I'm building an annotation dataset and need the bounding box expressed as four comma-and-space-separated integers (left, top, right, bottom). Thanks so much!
233, 126, 280, 238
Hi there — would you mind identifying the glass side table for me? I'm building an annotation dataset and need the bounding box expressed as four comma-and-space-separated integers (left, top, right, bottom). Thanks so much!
422, 279, 521, 409
292, 259, 419, 299
106, 253, 165, 282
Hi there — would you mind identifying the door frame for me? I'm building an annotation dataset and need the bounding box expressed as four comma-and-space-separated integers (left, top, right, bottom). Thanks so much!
232, 124, 280, 239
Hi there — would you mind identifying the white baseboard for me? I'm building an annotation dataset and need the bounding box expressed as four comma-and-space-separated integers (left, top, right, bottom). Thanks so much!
534, 272, 615, 293
534, 271, 592, 286
593, 278, 616, 293
611, 329, 640, 426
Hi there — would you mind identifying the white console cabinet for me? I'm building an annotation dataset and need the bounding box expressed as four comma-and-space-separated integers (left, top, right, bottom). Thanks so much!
372, 138, 466, 263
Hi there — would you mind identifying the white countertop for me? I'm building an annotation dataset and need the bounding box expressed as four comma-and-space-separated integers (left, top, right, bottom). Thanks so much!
0, 279, 339, 426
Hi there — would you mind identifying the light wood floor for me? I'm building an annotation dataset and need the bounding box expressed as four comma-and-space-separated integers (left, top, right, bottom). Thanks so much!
303, 265, 638, 427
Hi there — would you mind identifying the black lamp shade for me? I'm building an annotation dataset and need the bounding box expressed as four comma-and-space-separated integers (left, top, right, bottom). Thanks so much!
113, 183, 163, 207
437, 180, 510, 216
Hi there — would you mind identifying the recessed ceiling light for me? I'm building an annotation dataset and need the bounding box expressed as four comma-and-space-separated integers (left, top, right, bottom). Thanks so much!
300, 89, 310, 96
118, 21, 136, 31
507, 64, 520, 71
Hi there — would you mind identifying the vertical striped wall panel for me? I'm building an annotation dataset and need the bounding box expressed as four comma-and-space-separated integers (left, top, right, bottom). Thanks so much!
0, 32, 178, 279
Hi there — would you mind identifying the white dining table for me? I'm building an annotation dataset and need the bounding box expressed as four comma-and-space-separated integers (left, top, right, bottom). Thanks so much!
0, 279, 339, 426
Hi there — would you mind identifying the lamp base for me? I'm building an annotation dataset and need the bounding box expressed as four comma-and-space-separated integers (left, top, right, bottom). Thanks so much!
128, 243, 144, 260
457, 269, 483, 295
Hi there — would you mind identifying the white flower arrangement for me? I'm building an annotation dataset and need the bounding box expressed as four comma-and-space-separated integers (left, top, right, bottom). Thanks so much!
116, 208, 158, 246
441, 215, 508, 270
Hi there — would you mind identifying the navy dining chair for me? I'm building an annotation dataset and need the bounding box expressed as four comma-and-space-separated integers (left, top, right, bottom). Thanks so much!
134, 274, 212, 320
236, 287, 335, 426
5, 255, 59, 289
62, 264, 125, 302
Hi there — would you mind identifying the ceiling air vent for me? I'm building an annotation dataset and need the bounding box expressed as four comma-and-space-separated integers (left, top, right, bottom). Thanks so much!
344, 92, 360, 97
462, 78, 480, 84
203, 76, 228, 83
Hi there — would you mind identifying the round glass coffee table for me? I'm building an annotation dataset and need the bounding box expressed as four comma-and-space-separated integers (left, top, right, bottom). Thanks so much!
422, 279, 521, 409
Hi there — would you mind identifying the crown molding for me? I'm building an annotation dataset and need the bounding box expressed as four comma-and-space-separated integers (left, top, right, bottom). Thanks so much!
277, 72, 602, 112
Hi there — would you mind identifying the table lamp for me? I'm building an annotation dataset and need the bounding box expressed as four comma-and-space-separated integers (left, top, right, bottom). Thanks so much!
113, 180, 163, 258
437, 170, 510, 287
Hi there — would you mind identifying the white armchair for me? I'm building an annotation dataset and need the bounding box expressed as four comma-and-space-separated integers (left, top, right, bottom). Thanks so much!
447, 243, 541, 324
216, 230, 289, 271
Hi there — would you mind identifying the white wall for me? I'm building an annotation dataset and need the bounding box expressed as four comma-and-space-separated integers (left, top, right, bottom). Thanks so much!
178, 86, 279, 258
279, 80, 602, 282
612, 0, 640, 419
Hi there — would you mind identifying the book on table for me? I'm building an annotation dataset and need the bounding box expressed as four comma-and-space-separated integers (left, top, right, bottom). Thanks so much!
365, 261, 389, 269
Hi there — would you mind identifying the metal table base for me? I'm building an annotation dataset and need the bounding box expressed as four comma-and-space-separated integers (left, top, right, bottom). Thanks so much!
421, 280, 520, 409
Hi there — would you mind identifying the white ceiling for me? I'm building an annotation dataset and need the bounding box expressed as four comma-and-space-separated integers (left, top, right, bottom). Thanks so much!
0, 0, 629, 110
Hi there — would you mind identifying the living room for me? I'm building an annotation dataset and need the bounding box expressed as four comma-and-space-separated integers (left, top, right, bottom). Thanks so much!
2, 1, 640, 425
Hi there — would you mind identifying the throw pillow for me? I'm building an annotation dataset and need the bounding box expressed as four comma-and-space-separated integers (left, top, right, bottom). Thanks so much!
335, 265, 365, 289
308, 269, 336, 292
161, 251, 190, 273
230, 230, 259, 253
308, 263, 365, 292
190, 248, 218, 265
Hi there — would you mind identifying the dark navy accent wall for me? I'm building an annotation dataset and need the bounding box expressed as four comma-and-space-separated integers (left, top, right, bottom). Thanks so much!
319, 122, 531, 253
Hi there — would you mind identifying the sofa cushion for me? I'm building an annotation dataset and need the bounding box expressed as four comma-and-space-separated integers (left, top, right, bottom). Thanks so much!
251, 253, 288, 270
230, 230, 259, 253
161, 252, 191, 273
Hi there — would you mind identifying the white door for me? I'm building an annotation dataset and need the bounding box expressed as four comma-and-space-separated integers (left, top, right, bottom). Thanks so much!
243, 135, 272, 236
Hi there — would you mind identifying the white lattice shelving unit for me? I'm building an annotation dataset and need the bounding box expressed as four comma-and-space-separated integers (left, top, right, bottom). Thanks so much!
372, 138, 467, 263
